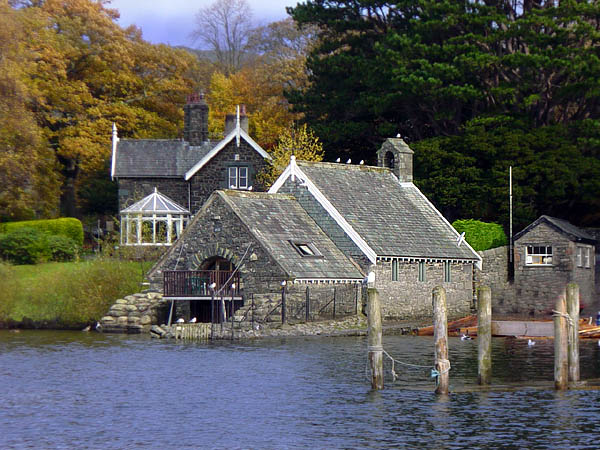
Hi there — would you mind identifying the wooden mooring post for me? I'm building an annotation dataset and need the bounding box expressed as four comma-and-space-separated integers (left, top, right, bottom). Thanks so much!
554, 294, 568, 390
432, 286, 450, 395
367, 285, 384, 390
567, 283, 580, 383
478, 285, 492, 385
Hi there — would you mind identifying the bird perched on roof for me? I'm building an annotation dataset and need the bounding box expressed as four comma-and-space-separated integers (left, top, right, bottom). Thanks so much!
176, 318, 185, 324
528, 339, 535, 346
335, 157, 341, 163
346, 158, 351, 164
189, 317, 197, 323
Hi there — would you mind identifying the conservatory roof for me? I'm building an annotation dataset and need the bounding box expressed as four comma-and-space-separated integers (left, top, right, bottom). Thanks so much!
121, 188, 190, 215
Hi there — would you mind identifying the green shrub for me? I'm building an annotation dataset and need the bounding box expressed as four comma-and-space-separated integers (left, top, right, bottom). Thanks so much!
47, 235, 78, 262
0, 228, 51, 264
452, 219, 508, 251
0, 218, 83, 247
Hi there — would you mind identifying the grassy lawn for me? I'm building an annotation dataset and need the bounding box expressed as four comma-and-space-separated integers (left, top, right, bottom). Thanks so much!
0, 258, 155, 327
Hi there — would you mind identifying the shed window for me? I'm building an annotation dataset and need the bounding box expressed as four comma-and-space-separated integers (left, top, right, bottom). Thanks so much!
290, 241, 322, 258
418, 261, 426, 282
391, 260, 398, 281
526, 246, 553, 265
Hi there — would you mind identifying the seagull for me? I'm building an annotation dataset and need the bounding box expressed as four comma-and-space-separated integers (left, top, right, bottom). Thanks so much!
460, 333, 472, 341
528, 339, 535, 346
176, 318, 185, 324
248, 186, 253, 191
335, 157, 341, 163
346, 158, 351, 164
189, 317, 197, 323
396, 133, 401, 138
359, 160, 364, 165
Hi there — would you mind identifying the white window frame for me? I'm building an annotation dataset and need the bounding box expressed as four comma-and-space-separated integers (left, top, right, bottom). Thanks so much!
228, 166, 249, 189
584, 247, 590, 268
525, 245, 553, 266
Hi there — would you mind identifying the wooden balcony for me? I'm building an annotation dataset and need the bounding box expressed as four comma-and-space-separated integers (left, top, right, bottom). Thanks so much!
163, 270, 241, 298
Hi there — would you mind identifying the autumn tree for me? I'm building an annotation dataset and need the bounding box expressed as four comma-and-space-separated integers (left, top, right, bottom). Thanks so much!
191, 0, 253, 75
257, 124, 324, 187
0, 2, 60, 220
11, 0, 200, 216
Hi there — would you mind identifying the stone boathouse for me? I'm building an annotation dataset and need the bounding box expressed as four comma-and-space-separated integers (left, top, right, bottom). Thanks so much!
148, 137, 481, 323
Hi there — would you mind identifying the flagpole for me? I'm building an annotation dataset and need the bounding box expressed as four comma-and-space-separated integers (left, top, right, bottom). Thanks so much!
509, 166, 513, 264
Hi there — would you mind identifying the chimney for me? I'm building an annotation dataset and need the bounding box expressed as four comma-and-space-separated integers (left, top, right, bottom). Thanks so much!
184, 92, 209, 145
225, 104, 249, 135
376, 137, 413, 182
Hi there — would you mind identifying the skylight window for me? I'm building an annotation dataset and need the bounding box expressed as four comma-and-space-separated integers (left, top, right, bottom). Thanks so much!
290, 241, 323, 258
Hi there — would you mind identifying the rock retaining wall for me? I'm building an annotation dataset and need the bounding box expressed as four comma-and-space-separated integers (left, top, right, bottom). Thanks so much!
99, 291, 169, 333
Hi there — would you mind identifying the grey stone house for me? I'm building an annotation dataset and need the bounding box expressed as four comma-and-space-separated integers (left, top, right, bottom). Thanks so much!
512, 215, 596, 314
477, 216, 597, 316
111, 95, 271, 215
150, 137, 481, 322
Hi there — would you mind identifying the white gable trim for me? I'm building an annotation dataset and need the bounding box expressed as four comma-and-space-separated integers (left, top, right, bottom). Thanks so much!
270, 157, 377, 264
184, 128, 271, 181
400, 181, 482, 269
111, 123, 119, 180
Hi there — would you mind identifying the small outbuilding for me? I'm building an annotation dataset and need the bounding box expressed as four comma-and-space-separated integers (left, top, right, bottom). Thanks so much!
513, 215, 596, 315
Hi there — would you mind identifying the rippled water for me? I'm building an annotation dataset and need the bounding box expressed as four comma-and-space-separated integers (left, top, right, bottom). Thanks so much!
1, 331, 600, 449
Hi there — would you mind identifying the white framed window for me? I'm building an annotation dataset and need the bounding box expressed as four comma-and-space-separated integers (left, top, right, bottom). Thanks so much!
584, 247, 590, 268
228, 166, 248, 189
577, 247, 583, 267
525, 245, 553, 266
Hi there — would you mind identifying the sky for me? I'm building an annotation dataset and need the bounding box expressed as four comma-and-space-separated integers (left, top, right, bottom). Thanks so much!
108, 0, 299, 48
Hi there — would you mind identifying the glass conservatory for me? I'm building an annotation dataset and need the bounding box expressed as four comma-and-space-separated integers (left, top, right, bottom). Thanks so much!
120, 188, 190, 246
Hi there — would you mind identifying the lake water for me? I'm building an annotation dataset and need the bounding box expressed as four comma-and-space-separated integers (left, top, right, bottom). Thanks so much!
2, 331, 600, 449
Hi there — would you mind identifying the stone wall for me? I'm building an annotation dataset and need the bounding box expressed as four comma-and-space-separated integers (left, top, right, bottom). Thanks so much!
99, 291, 169, 333
475, 246, 516, 314
374, 260, 473, 321
118, 177, 190, 213
188, 140, 269, 213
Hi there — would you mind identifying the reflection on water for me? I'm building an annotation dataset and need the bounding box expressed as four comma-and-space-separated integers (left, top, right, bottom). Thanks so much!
1, 331, 600, 448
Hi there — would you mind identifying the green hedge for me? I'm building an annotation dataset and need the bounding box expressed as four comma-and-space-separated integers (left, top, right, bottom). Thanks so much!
0, 218, 83, 246
0, 228, 79, 264
452, 219, 507, 251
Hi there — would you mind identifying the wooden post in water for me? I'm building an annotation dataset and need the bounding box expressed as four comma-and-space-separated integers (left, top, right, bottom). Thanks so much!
554, 294, 569, 390
432, 286, 450, 395
478, 285, 492, 385
566, 283, 580, 383
367, 284, 384, 390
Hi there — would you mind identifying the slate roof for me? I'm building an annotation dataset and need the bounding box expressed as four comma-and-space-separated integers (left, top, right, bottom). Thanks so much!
121, 188, 189, 214
295, 161, 479, 260
514, 215, 596, 245
219, 191, 364, 280
113, 139, 216, 177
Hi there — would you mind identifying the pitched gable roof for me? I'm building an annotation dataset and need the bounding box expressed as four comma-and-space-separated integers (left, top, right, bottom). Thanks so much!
113, 139, 214, 178
218, 191, 363, 281
184, 128, 271, 180
121, 188, 189, 214
270, 158, 481, 265
514, 215, 596, 245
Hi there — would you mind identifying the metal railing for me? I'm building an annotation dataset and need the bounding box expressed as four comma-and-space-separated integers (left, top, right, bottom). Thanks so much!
163, 270, 240, 297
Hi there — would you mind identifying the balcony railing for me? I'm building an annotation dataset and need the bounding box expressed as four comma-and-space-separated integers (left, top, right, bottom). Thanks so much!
163, 270, 241, 298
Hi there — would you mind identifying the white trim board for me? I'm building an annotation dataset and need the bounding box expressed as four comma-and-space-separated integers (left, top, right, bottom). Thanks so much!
185, 128, 271, 181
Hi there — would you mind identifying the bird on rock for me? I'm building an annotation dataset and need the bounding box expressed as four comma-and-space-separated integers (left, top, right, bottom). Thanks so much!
176, 318, 185, 324
189, 317, 197, 323
335, 157, 341, 163
528, 339, 535, 346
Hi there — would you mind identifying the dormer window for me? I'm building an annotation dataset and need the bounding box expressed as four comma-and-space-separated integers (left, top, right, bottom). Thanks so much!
290, 241, 322, 258
229, 166, 248, 189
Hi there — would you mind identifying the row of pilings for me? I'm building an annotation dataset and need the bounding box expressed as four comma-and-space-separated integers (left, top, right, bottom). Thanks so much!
367, 279, 582, 393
